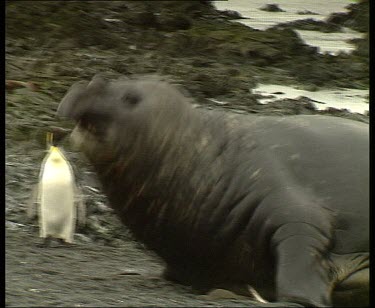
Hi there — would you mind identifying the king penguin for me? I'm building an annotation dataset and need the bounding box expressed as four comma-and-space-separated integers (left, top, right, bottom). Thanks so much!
28, 132, 85, 245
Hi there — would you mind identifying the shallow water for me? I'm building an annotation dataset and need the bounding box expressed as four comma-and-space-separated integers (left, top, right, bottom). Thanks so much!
294, 28, 363, 54
253, 84, 369, 114
213, 0, 368, 114
214, 0, 363, 55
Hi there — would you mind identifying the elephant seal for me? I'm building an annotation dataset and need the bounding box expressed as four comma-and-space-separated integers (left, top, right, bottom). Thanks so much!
57, 74, 369, 307
29, 145, 85, 244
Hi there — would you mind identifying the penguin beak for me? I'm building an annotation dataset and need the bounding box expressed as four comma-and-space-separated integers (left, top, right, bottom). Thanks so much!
49, 127, 72, 145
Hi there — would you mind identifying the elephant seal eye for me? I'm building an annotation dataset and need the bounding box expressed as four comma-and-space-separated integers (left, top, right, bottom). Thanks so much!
122, 91, 141, 106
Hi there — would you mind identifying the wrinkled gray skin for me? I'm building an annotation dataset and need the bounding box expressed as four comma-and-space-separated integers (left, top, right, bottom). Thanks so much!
57, 74, 369, 307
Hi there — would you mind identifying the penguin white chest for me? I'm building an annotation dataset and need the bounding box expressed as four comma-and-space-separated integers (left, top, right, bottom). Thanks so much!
38, 147, 76, 243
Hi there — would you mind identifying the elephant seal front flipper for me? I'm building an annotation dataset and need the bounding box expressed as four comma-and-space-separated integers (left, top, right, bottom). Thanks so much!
272, 224, 332, 306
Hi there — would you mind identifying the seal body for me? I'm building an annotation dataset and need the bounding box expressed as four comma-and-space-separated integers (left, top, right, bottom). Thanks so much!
37, 146, 76, 243
57, 75, 369, 307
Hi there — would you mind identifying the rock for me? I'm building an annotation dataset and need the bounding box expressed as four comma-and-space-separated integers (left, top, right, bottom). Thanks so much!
220, 9, 246, 20
199, 289, 246, 300
75, 233, 93, 244
326, 0, 369, 33
259, 4, 285, 12
326, 12, 347, 25
6, 220, 27, 230
256, 96, 318, 115
320, 107, 369, 123
270, 18, 342, 33
297, 10, 319, 15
